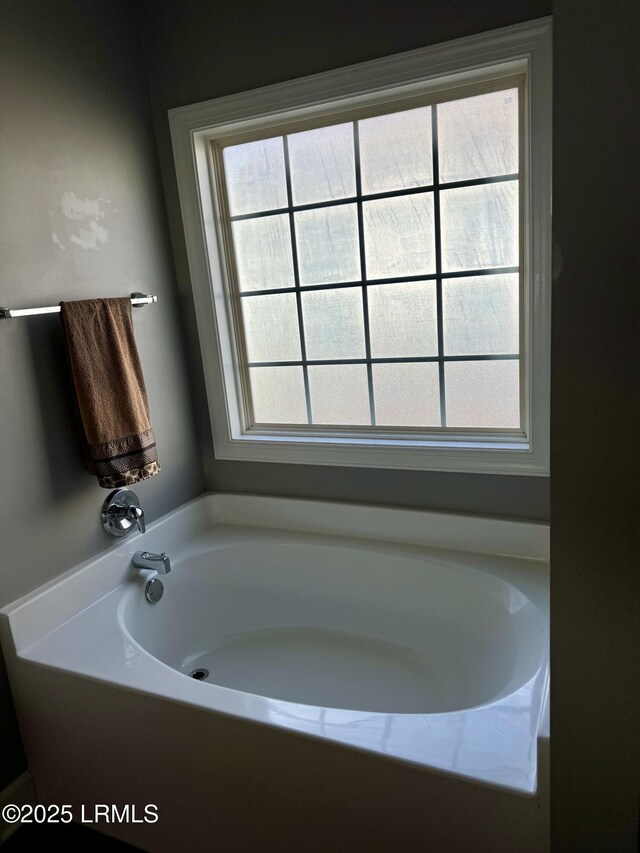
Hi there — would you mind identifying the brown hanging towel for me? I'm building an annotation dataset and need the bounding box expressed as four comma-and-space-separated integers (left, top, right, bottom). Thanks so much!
60, 297, 160, 488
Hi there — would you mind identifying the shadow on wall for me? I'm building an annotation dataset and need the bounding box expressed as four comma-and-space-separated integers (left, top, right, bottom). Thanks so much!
26, 318, 87, 501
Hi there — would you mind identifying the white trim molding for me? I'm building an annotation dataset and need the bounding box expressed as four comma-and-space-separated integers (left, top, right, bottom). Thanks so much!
169, 17, 552, 475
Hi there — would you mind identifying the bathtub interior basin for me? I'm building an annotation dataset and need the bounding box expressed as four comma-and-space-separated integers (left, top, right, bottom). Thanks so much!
121, 540, 546, 715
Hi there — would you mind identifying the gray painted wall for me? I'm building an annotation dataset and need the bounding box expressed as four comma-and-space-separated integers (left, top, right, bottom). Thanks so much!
551, 1, 638, 849
137, 0, 551, 523
0, 0, 204, 788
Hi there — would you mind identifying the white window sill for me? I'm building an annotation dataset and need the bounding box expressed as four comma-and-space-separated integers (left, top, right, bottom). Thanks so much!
214, 429, 547, 475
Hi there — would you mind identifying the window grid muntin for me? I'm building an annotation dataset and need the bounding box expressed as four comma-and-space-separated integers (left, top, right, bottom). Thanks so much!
248, 353, 520, 367
237, 265, 520, 298
353, 120, 377, 425
431, 103, 447, 426
281, 135, 313, 424
228, 173, 518, 222
221, 88, 522, 432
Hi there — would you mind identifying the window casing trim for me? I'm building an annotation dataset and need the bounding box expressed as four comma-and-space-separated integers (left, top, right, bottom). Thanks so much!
169, 17, 551, 475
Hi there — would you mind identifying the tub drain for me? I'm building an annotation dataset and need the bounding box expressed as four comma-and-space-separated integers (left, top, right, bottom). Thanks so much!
188, 668, 209, 681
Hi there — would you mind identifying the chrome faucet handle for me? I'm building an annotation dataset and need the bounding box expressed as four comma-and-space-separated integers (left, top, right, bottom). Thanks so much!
126, 505, 146, 534
102, 488, 145, 538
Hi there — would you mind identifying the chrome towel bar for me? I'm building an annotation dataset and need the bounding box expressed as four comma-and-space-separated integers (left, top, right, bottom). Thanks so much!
0, 292, 157, 320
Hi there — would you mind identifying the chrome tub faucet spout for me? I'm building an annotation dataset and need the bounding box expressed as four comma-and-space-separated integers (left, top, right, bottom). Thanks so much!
132, 551, 171, 574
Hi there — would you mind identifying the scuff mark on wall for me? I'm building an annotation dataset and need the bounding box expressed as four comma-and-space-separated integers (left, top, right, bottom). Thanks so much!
50, 192, 116, 250
69, 220, 109, 250
61, 192, 108, 221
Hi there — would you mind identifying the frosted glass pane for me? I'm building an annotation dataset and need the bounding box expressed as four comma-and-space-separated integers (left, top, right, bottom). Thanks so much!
223, 138, 287, 216
232, 215, 295, 292
241, 293, 301, 362
295, 205, 360, 285
443, 274, 519, 355
288, 123, 356, 205
301, 288, 365, 360
445, 360, 520, 428
359, 107, 433, 193
308, 364, 370, 425
373, 363, 441, 427
438, 89, 519, 183
368, 281, 438, 357
249, 366, 307, 424
440, 183, 518, 272
363, 194, 436, 278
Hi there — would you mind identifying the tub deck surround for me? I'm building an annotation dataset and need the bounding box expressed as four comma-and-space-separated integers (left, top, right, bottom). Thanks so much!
1, 493, 549, 849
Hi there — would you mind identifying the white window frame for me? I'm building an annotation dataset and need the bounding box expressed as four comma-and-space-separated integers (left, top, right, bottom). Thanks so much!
169, 17, 551, 476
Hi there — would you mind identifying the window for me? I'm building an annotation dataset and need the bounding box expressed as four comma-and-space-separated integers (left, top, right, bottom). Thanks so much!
220, 87, 521, 432
170, 18, 551, 474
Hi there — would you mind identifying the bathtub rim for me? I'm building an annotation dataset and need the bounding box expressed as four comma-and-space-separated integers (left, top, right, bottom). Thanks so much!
1, 491, 548, 655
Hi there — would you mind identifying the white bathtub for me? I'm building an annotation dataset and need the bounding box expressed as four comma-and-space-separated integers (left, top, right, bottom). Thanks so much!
1, 494, 549, 851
